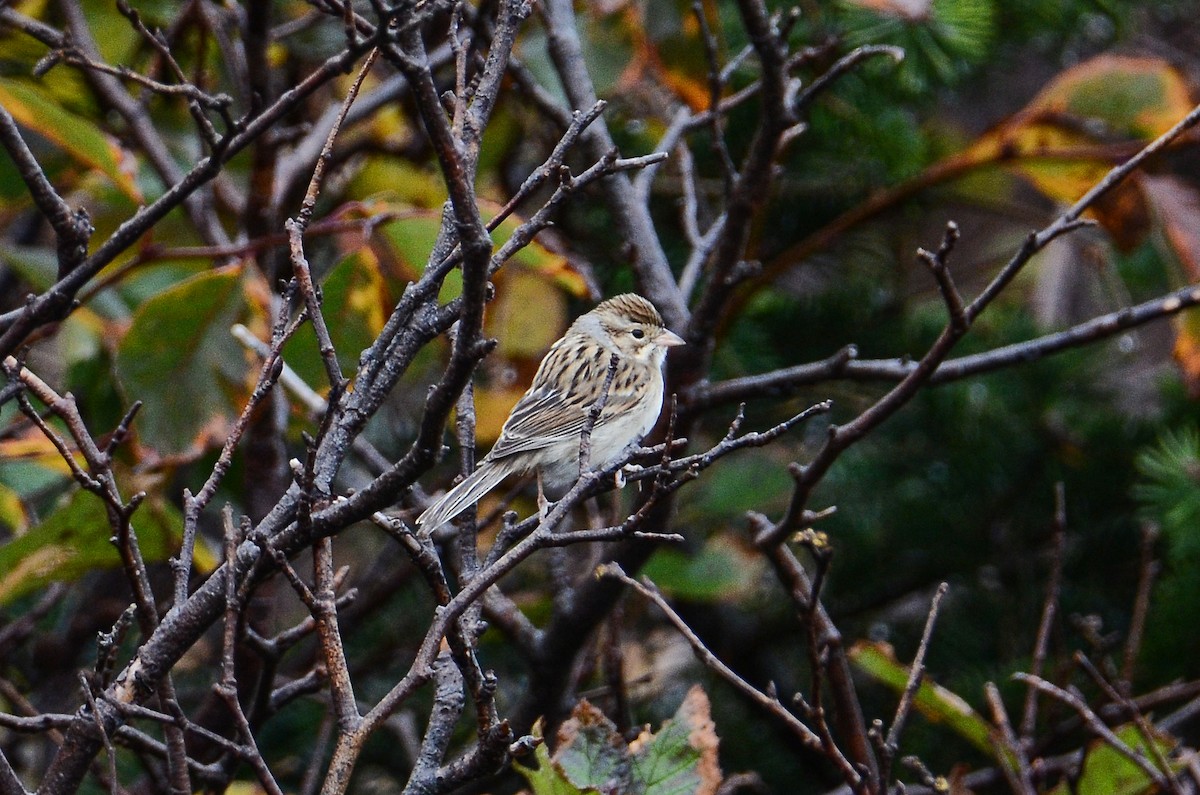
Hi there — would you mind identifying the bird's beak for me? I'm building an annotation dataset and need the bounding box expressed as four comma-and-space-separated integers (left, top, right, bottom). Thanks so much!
657, 329, 686, 347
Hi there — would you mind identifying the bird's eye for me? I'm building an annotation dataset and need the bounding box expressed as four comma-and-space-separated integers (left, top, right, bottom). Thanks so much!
630, 328, 646, 339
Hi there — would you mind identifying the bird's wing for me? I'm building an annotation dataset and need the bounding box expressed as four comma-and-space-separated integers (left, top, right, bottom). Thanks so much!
486, 351, 646, 461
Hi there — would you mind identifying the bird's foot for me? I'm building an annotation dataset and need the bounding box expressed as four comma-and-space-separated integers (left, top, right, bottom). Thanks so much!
536, 471, 555, 525
537, 492, 557, 525
616, 463, 644, 489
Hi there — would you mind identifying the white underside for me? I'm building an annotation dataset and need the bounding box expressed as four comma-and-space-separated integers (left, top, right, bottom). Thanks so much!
539, 373, 665, 494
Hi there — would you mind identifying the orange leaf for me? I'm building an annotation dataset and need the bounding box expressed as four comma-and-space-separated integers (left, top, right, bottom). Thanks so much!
1173, 311, 1200, 398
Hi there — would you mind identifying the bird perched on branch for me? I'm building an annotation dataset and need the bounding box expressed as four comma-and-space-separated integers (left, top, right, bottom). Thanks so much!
416, 293, 684, 534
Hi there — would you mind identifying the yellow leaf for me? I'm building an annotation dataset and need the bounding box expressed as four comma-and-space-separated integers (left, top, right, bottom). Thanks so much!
0, 432, 74, 474
991, 120, 1111, 203
473, 385, 527, 445
348, 158, 447, 209
486, 271, 569, 359
0, 485, 30, 535
223, 783, 272, 795
0, 544, 71, 604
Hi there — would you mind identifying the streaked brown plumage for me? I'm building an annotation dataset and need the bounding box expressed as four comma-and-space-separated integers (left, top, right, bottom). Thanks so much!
416, 294, 684, 533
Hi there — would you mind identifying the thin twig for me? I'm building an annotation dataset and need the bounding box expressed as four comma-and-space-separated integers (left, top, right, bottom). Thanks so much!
600, 564, 836, 765
881, 583, 949, 786
295, 48, 379, 230
1020, 483, 1067, 743
984, 683, 1036, 795
216, 507, 286, 795
692, 0, 736, 193
1123, 522, 1160, 683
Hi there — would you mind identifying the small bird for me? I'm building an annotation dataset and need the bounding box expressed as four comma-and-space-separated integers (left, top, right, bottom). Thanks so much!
416, 293, 684, 534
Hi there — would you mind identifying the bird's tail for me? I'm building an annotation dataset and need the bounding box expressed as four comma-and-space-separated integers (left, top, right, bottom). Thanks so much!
416, 459, 516, 535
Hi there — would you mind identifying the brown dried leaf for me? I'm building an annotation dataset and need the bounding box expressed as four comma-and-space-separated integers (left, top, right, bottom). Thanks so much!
1144, 174, 1200, 282
677, 686, 722, 795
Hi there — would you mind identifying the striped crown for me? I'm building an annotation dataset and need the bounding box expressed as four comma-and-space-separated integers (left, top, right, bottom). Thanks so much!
595, 293, 663, 326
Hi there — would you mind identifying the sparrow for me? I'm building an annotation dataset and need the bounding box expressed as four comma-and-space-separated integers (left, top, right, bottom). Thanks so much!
416, 293, 683, 533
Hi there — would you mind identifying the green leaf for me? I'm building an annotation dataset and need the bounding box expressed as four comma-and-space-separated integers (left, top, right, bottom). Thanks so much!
0, 244, 59, 292
676, 451, 791, 523
513, 720, 598, 795
0, 77, 142, 203
515, 691, 721, 795
372, 210, 444, 278
1075, 724, 1178, 795
0, 245, 129, 319
0, 489, 179, 605
1028, 55, 1193, 140
114, 258, 212, 308
553, 702, 629, 791
114, 267, 254, 459
629, 686, 721, 795
643, 537, 766, 603
850, 640, 995, 756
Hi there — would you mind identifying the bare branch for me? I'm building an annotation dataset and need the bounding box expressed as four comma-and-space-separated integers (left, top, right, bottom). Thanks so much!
1012, 673, 1171, 791
690, 280, 1200, 411
881, 583, 949, 786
